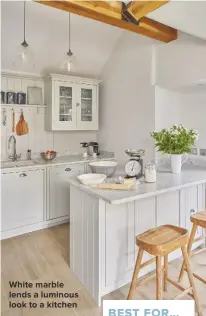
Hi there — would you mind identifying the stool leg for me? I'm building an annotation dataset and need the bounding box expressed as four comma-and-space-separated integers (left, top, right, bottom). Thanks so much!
164, 255, 168, 292
127, 248, 144, 300
181, 245, 202, 316
156, 255, 162, 300
178, 223, 197, 282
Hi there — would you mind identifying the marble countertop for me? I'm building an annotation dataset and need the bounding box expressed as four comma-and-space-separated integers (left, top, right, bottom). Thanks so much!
68, 164, 206, 204
1, 153, 114, 172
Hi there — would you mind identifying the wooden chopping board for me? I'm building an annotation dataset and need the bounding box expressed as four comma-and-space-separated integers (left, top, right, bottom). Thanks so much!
16, 113, 29, 136
90, 183, 136, 190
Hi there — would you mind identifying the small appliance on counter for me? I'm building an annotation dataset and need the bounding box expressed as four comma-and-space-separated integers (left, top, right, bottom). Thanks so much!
88, 141, 100, 157
144, 163, 156, 183
80, 142, 88, 158
124, 149, 145, 179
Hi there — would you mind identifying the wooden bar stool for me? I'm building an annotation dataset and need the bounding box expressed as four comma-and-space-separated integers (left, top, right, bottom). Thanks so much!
179, 211, 206, 285
127, 224, 202, 316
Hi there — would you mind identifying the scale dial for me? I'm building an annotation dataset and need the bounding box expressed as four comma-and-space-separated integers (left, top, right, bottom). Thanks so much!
125, 160, 142, 178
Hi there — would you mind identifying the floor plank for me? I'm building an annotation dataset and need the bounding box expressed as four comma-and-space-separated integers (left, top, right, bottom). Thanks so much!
1, 224, 206, 315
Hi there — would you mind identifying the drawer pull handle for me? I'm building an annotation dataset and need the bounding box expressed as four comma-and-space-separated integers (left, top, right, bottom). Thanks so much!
65, 168, 71, 172
20, 173, 27, 177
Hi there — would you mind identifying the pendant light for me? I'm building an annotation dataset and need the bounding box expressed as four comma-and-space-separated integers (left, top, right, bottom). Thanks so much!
14, 2, 34, 68
61, 13, 75, 72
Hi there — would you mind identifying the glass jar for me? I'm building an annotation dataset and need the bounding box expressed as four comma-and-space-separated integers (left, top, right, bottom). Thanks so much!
144, 163, 156, 183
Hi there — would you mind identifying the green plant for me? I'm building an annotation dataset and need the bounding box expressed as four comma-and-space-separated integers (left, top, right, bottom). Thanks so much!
151, 125, 199, 154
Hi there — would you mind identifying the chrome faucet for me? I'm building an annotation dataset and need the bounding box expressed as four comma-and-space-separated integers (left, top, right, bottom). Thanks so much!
8, 135, 19, 161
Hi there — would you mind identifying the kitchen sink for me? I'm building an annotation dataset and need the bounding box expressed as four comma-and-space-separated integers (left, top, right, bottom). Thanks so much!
1, 160, 36, 169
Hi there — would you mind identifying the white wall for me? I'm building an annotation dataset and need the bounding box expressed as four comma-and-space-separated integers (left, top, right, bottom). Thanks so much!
155, 86, 206, 151
154, 33, 206, 89
98, 32, 155, 164
1, 74, 96, 160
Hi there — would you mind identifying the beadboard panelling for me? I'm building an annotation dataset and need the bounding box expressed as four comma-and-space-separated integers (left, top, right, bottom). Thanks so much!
70, 186, 99, 302
1, 73, 97, 160
1, 75, 45, 103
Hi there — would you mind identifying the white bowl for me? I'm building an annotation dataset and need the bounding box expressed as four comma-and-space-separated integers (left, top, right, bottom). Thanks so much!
77, 173, 107, 185
89, 160, 118, 177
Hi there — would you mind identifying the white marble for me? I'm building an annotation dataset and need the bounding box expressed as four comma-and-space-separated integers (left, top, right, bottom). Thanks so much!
0, 152, 114, 172
68, 164, 206, 204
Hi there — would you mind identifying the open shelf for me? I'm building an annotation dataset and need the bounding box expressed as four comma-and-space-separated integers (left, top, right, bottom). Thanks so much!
1, 104, 46, 108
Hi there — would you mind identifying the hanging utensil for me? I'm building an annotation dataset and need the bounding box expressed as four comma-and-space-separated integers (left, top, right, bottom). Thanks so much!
16, 109, 29, 136
12, 109, 15, 132
2, 108, 7, 126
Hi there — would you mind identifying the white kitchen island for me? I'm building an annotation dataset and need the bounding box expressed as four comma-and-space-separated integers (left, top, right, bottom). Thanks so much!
68, 164, 206, 305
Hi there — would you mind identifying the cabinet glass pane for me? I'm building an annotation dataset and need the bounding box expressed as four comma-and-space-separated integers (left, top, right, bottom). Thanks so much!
59, 86, 72, 122
81, 88, 92, 122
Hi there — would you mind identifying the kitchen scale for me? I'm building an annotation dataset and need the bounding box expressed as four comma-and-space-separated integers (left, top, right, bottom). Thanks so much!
125, 149, 145, 179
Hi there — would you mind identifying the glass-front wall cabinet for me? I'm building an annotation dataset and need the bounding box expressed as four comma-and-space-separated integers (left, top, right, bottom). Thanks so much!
59, 86, 72, 122
54, 81, 76, 128
45, 74, 100, 131
77, 84, 97, 129
81, 88, 93, 122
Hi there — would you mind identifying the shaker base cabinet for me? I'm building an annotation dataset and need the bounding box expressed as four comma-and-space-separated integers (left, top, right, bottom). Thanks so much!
1, 169, 44, 232
44, 74, 101, 131
47, 164, 85, 220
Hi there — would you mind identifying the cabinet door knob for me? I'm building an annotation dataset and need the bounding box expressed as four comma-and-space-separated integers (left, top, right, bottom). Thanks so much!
20, 173, 27, 177
190, 209, 195, 214
76, 103, 80, 107
65, 168, 71, 171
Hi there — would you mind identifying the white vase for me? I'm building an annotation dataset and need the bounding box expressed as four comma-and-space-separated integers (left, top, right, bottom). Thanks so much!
170, 154, 188, 174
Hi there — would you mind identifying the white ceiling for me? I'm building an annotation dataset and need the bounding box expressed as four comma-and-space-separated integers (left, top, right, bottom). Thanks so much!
1, 1, 206, 77
1, 1, 123, 76
147, 1, 206, 41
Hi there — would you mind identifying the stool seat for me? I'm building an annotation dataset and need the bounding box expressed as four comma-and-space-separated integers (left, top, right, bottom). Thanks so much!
191, 211, 206, 229
136, 224, 188, 256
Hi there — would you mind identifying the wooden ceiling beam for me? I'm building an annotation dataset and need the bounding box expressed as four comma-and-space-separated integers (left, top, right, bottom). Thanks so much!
36, 1, 177, 43
125, 1, 170, 21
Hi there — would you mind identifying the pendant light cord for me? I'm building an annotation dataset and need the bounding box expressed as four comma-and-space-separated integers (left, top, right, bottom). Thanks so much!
67, 13, 73, 56
22, 1, 28, 47
24, 1, 26, 42
69, 13, 71, 51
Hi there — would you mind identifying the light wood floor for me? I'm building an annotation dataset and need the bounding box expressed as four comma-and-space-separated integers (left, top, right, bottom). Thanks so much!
1, 224, 206, 316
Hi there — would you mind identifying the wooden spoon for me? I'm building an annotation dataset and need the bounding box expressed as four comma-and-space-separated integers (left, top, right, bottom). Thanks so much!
12, 109, 15, 133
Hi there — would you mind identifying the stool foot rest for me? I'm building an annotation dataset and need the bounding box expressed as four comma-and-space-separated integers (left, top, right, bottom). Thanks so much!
173, 286, 193, 300
167, 278, 194, 299
182, 267, 206, 285
140, 257, 156, 269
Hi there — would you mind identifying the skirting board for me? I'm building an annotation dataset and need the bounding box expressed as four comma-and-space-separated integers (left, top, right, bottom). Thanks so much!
1, 216, 69, 240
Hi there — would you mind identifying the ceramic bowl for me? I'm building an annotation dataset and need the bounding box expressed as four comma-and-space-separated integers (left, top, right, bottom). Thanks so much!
77, 173, 107, 185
